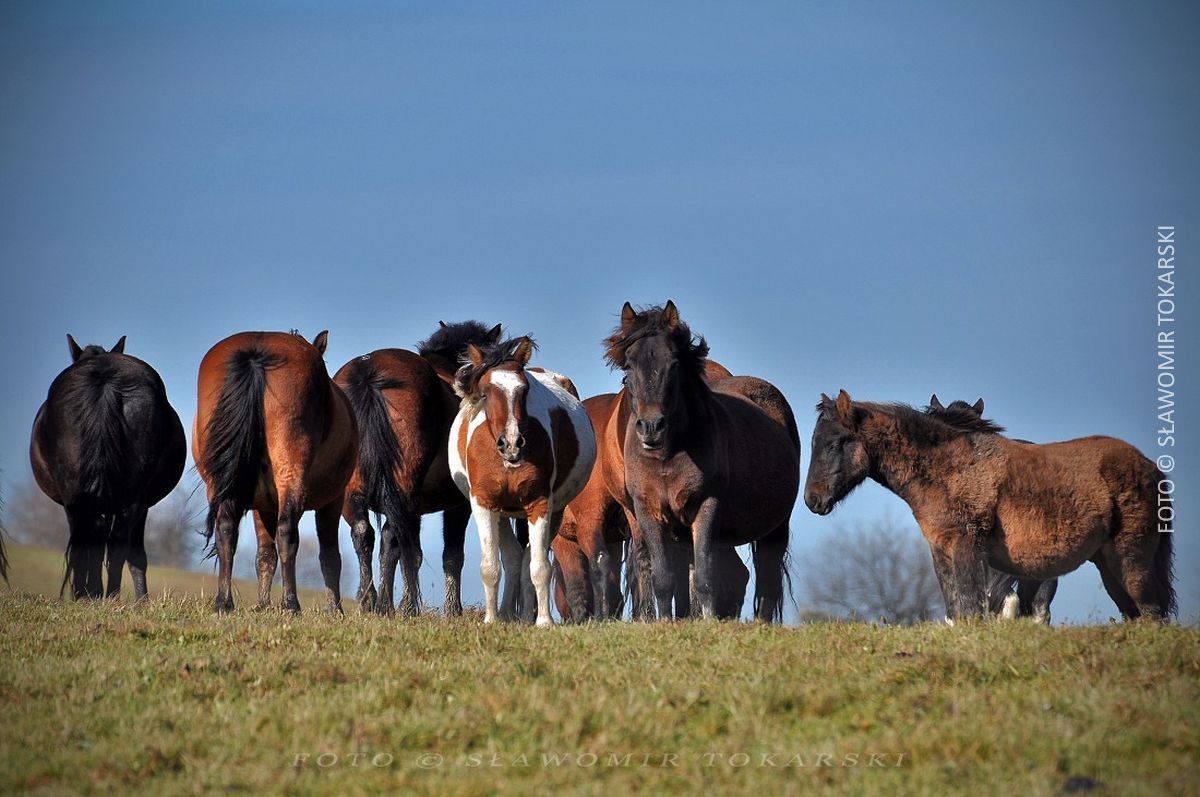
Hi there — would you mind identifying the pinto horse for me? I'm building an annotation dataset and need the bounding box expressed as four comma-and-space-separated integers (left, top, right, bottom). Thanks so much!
30, 336, 186, 600
333, 320, 502, 616
449, 336, 595, 626
805, 390, 1175, 621
926, 395, 1058, 623
605, 302, 801, 621
194, 330, 358, 614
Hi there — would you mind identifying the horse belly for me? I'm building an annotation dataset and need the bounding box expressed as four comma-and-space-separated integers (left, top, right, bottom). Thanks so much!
990, 505, 1109, 579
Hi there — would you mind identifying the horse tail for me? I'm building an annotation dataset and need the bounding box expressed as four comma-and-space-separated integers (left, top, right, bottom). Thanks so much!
339, 357, 421, 604
1152, 478, 1176, 617
72, 364, 128, 502
0, 530, 9, 585
201, 347, 281, 557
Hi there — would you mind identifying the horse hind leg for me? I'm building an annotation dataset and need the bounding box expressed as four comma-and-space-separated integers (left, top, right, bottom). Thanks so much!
64, 505, 106, 600
124, 505, 150, 601
375, 519, 400, 615
274, 495, 303, 614
345, 494, 377, 613
1018, 578, 1057, 625
315, 500, 344, 614
442, 504, 470, 617
253, 509, 278, 609
391, 505, 424, 617
1091, 548, 1140, 620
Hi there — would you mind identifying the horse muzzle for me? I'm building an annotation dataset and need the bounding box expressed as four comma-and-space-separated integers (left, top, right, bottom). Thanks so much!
805, 491, 832, 515
635, 414, 667, 450
497, 434, 526, 466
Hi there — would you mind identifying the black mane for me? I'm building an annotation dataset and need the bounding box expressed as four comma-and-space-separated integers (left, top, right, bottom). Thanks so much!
923, 401, 1006, 434
817, 398, 1005, 443
603, 304, 709, 375
453, 336, 537, 397
417, 320, 499, 361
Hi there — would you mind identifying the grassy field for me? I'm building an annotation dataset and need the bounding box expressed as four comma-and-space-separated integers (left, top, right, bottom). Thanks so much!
1, 544, 1198, 796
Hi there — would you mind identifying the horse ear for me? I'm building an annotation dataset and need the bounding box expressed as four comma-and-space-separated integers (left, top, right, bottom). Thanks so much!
466, 344, 485, 368
512, 337, 534, 366
67, 334, 82, 362
620, 302, 637, 329
835, 389, 857, 428
662, 300, 680, 328
487, 324, 503, 343
312, 330, 328, 355
439, 320, 448, 329
111, 335, 126, 354
973, 398, 985, 415
929, 393, 943, 411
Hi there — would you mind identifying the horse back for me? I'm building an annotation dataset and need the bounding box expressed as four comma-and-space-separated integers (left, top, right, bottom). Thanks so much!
709, 375, 802, 453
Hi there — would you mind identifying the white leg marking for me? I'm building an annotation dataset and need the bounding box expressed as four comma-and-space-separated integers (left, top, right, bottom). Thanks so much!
1000, 592, 1020, 621
472, 498, 503, 623
528, 510, 554, 627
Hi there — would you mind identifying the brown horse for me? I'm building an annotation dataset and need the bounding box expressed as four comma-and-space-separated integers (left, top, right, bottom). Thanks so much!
605, 302, 801, 622
333, 321, 502, 616
30, 335, 186, 600
449, 336, 596, 626
927, 395, 1058, 623
804, 390, 1175, 621
194, 330, 358, 614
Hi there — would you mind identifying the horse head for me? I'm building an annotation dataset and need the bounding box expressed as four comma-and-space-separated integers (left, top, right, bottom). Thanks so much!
804, 390, 871, 515
604, 300, 709, 453
456, 336, 537, 466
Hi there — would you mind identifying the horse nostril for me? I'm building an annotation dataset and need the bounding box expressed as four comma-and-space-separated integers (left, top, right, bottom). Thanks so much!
516, 435, 526, 448
635, 419, 645, 434
496, 437, 505, 450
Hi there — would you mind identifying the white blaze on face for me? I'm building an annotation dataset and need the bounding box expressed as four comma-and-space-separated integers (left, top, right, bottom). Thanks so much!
489, 370, 526, 445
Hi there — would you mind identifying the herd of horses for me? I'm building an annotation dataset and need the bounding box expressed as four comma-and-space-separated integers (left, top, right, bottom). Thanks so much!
22, 302, 1177, 624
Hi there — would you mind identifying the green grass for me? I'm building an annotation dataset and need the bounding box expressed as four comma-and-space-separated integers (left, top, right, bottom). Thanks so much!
1, 550, 1198, 796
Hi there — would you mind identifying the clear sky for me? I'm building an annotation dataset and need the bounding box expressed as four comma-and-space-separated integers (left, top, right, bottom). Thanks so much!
1, 1, 1196, 622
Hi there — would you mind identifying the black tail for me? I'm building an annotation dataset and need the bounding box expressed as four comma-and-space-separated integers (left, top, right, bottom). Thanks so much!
1153, 483, 1177, 617
201, 348, 281, 557
71, 364, 127, 501
340, 357, 421, 604
0, 530, 9, 585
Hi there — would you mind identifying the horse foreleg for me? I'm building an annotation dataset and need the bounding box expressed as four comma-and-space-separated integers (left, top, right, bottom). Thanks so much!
635, 511, 675, 621
527, 508, 555, 627
315, 500, 344, 614
345, 495, 377, 613
949, 530, 989, 620
473, 501, 504, 623
253, 509, 278, 609
442, 504, 470, 617
517, 520, 538, 624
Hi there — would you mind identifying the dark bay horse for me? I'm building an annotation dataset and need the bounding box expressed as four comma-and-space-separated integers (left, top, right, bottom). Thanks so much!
333, 320, 502, 615
194, 330, 358, 614
30, 335, 186, 599
449, 336, 596, 625
605, 302, 801, 621
927, 395, 1058, 623
804, 390, 1175, 621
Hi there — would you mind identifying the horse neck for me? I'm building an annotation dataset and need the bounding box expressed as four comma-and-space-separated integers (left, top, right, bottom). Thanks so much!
860, 407, 961, 504
670, 369, 717, 449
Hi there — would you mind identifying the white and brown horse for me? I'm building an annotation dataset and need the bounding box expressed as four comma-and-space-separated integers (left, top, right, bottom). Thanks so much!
448, 336, 595, 626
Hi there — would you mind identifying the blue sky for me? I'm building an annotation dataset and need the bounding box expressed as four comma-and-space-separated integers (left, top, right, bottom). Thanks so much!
1, 1, 1196, 621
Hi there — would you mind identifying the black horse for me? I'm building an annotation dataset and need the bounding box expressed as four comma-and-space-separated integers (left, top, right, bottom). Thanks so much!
926, 395, 1058, 623
30, 336, 186, 600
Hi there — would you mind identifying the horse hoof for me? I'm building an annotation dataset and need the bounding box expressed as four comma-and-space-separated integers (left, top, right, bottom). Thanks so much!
326, 601, 344, 616
214, 597, 234, 614
535, 616, 553, 628
444, 600, 463, 618
281, 598, 301, 614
